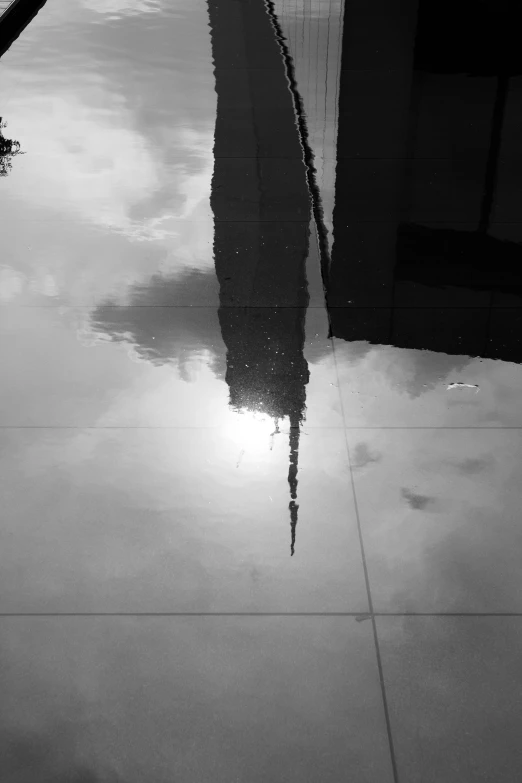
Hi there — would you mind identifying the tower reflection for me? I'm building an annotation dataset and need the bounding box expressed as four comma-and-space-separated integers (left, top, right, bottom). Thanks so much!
209, 0, 312, 555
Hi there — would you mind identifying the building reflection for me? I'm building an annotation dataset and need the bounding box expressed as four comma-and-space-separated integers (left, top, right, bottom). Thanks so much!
272, 0, 345, 257
90, 0, 522, 550
208, 0, 311, 555
327, 0, 522, 362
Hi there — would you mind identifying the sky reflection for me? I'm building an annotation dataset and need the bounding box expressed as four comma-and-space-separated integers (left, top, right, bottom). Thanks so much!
1, 0, 521, 439
3, 2, 522, 781
0, 0, 215, 306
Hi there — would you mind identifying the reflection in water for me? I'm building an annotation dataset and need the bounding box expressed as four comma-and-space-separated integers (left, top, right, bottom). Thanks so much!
327, 0, 522, 363
30, 0, 522, 544
92, 0, 315, 555
273, 0, 344, 257
211, 0, 314, 557
91, 270, 225, 380
265, 1, 331, 283
0, 116, 24, 176
3, 5, 522, 778
0, 0, 217, 306
209, 0, 314, 555
208, 0, 310, 555
397, 0, 522, 311
88, 0, 522, 556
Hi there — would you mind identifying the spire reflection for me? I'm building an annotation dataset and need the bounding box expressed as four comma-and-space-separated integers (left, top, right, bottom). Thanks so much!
208, 0, 312, 555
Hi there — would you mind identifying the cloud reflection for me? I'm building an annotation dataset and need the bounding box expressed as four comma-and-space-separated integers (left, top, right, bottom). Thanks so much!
0, 85, 214, 305
33, 0, 165, 24
91, 269, 225, 380
4, 80, 213, 243
0, 0, 216, 305
81, 0, 162, 16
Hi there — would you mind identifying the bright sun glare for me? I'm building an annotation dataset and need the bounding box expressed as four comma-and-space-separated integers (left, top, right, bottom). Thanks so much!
223, 408, 281, 453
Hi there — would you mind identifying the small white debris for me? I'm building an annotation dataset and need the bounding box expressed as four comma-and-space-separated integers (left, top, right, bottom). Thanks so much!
447, 383, 480, 393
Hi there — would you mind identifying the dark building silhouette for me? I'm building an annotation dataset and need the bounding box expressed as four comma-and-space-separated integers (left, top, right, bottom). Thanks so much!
208, 0, 311, 555
327, 0, 522, 361
0, 0, 47, 59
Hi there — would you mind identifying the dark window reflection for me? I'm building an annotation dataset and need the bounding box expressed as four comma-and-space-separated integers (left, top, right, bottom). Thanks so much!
327, 0, 522, 362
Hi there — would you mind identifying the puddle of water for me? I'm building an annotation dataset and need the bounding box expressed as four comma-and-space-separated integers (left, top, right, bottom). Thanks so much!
2, 2, 522, 780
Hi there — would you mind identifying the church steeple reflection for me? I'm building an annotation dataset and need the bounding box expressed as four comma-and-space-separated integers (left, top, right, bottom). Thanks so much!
208, 0, 312, 555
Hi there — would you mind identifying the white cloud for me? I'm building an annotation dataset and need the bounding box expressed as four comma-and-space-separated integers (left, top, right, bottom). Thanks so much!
80, 0, 162, 16
0, 70, 216, 305
0, 0, 216, 304
3, 69, 214, 245
34, 0, 165, 24
6, 80, 159, 230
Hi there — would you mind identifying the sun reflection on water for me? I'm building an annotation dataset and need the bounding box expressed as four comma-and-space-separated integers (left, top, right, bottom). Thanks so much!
222, 408, 280, 455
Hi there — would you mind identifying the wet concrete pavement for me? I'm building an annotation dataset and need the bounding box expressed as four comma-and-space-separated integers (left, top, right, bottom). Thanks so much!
1, 1, 522, 781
